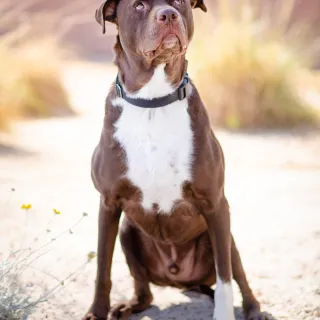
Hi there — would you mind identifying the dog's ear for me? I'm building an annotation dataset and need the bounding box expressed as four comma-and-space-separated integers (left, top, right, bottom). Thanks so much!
191, 0, 207, 12
95, 0, 119, 34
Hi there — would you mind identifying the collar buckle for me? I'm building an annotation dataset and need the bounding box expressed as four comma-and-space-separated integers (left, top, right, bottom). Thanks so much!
178, 73, 188, 100
178, 86, 187, 100
116, 83, 123, 98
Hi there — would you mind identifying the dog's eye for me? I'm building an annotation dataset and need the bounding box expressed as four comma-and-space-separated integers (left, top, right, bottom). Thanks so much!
134, 1, 145, 10
174, 0, 184, 5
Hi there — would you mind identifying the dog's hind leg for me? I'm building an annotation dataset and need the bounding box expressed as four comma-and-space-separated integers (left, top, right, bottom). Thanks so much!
232, 236, 272, 320
183, 284, 215, 300
108, 217, 153, 320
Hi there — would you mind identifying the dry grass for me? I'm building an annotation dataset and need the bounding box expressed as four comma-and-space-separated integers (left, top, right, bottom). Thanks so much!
188, 0, 320, 129
0, 0, 100, 131
0, 191, 95, 319
0, 39, 74, 131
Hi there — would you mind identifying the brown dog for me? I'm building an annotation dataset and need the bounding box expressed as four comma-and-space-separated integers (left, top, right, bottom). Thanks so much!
83, 0, 271, 319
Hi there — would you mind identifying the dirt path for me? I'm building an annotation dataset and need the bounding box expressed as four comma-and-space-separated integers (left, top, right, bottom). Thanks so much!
0, 62, 319, 320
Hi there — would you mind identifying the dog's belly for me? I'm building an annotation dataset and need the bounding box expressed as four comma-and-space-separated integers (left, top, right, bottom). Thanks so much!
136, 224, 216, 287
121, 194, 214, 285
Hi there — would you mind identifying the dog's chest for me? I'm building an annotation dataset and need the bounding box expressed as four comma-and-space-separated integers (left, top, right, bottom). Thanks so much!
112, 65, 194, 214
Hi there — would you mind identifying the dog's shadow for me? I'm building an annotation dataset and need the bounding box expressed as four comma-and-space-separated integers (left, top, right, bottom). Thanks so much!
130, 291, 277, 320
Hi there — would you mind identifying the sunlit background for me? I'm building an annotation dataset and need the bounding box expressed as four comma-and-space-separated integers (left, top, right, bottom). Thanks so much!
0, 0, 319, 319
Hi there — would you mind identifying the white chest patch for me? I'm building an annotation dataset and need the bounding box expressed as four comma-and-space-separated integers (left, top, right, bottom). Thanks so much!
112, 65, 193, 214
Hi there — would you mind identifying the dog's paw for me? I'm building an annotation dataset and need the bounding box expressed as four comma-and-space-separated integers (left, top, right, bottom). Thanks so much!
213, 281, 235, 320
82, 312, 106, 320
108, 302, 134, 320
247, 310, 275, 320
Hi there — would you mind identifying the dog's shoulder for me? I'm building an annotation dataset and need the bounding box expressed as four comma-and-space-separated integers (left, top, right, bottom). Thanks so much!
187, 83, 226, 202
91, 86, 125, 194
188, 81, 223, 160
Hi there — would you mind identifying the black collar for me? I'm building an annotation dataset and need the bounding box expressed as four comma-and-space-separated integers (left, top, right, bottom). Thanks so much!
115, 73, 189, 108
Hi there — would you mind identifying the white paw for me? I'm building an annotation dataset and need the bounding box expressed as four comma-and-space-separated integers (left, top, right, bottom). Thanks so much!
213, 279, 235, 320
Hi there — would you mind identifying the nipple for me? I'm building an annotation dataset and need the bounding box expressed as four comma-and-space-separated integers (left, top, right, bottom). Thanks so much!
168, 262, 179, 274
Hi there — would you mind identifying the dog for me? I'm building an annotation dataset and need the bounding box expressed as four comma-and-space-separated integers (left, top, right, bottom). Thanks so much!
83, 0, 272, 319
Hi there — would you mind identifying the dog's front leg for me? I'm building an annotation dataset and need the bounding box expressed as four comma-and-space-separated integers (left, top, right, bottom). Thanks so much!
203, 197, 236, 320
83, 197, 121, 320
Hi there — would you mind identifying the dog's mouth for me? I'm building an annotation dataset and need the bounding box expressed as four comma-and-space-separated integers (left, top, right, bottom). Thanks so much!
161, 33, 180, 49
144, 30, 187, 59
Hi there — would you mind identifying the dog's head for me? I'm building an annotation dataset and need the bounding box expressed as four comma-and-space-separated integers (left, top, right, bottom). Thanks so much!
95, 0, 206, 63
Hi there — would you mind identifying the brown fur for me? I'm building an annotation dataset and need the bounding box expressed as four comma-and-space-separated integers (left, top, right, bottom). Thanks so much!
83, 0, 269, 319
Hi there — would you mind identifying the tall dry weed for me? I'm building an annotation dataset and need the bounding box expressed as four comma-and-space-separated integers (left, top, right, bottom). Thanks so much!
188, 0, 320, 129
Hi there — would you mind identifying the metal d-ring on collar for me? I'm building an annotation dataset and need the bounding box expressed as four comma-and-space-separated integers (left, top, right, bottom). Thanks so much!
115, 73, 189, 108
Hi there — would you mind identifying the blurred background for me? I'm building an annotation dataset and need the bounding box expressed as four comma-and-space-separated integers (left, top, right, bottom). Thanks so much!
0, 0, 319, 319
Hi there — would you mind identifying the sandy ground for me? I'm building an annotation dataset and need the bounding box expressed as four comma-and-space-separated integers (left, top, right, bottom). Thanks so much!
0, 62, 319, 320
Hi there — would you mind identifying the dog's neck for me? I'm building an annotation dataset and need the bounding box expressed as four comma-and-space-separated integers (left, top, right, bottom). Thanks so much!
114, 38, 187, 93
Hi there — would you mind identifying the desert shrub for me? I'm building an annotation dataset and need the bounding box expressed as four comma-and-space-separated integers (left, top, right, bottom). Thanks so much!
188, 0, 320, 129
0, 39, 73, 131
0, 189, 95, 319
0, 0, 82, 131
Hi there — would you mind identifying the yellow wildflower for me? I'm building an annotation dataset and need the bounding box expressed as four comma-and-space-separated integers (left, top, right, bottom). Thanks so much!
21, 204, 32, 210
53, 208, 61, 215
87, 251, 97, 262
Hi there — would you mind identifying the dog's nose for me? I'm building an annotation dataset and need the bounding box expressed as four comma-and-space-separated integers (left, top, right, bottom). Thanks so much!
157, 8, 178, 24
